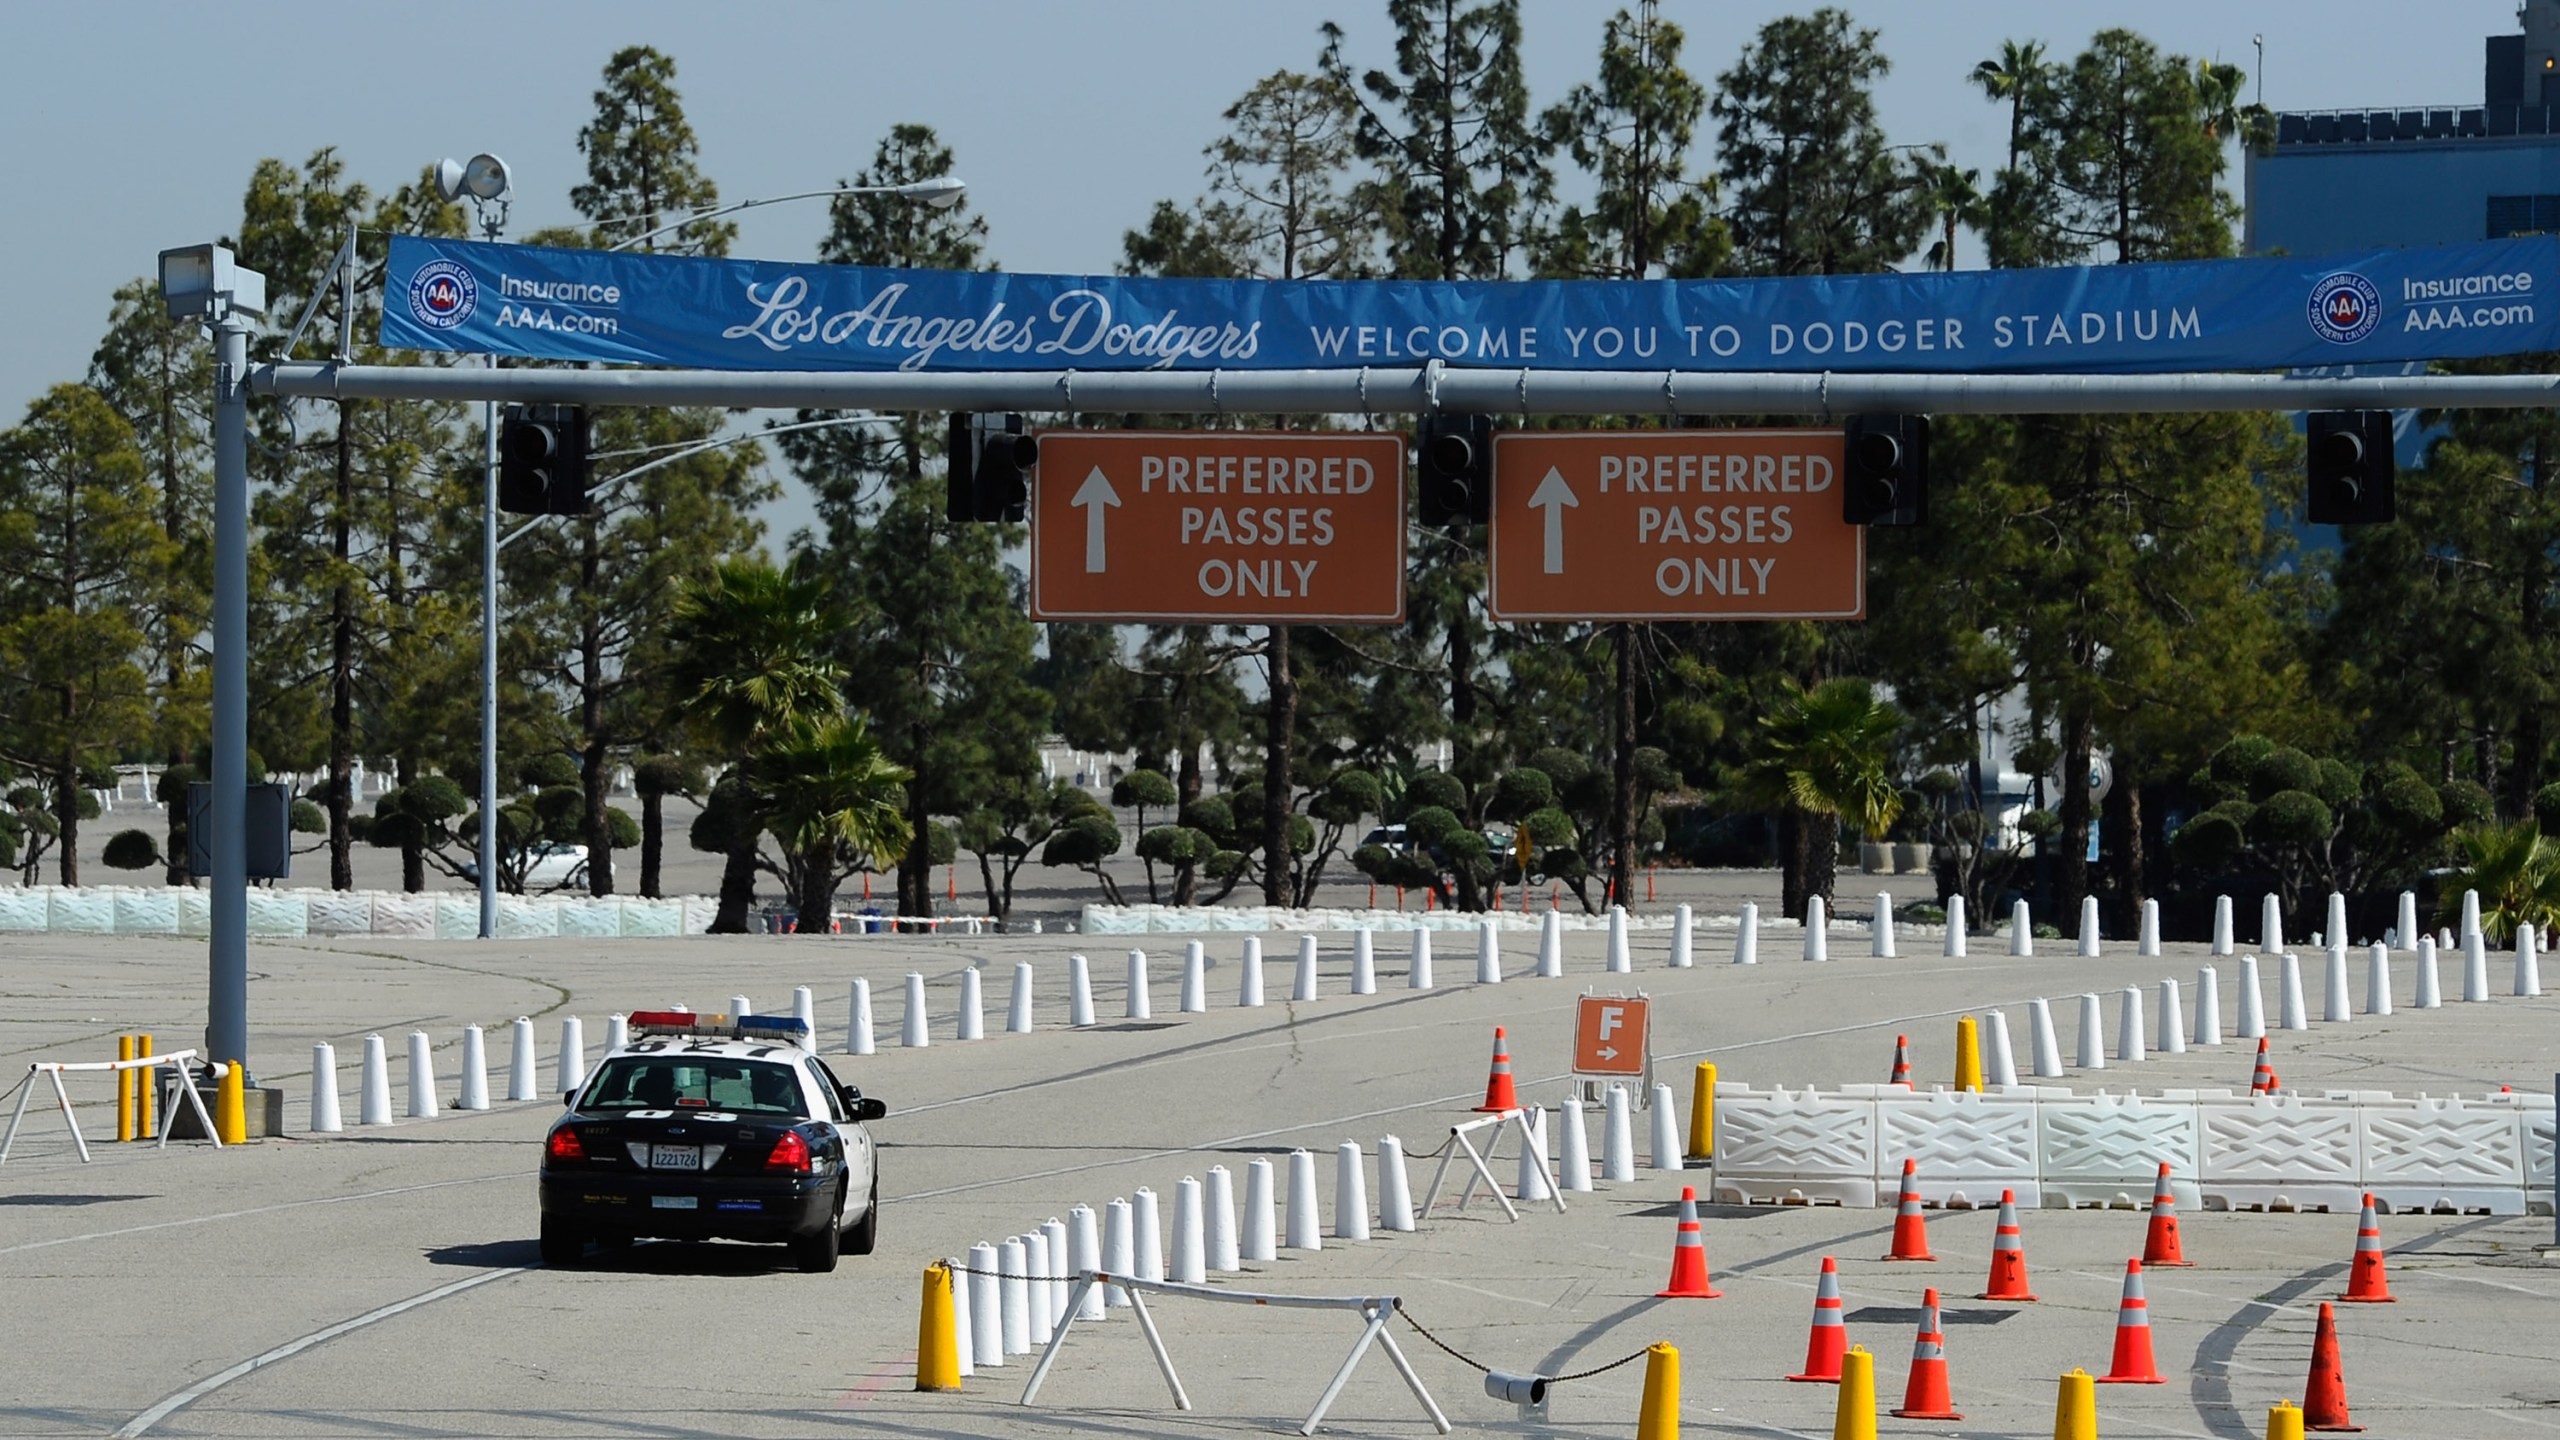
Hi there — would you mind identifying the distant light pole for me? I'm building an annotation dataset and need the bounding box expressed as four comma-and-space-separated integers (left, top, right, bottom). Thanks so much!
2253, 34, 2265, 108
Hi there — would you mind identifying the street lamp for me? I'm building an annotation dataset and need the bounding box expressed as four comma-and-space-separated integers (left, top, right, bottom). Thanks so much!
603, 177, 967, 252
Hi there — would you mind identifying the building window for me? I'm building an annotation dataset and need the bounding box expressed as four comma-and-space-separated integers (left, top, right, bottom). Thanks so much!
2487, 194, 2560, 236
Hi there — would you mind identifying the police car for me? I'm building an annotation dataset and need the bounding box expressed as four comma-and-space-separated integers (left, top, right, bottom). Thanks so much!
538, 1010, 885, 1272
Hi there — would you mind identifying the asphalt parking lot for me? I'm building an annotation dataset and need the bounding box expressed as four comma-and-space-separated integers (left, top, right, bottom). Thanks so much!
2, 907, 2554, 1438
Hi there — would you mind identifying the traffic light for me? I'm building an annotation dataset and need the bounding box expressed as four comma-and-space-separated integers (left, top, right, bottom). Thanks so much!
497, 404, 590, 517
2306, 409, 2395, 525
946, 412, 1037, 523
1415, 412, 1494, 528
1841, 413, 1929, 526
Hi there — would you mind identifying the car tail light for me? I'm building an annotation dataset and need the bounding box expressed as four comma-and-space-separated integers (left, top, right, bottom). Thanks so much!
546, 1127, 586, 1163
764, 1130, 811, 1173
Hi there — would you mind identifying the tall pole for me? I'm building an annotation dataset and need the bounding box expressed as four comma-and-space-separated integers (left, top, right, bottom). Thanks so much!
480, 362, 499, 938
208, 312, 251, 1067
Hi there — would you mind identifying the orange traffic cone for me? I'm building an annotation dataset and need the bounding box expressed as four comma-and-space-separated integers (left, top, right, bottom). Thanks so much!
2097, 1259, 2167, 1384
2337, 1195, 2396, 1303
1475, 1027, 1519, 1112
1888, 1033, 1915, 1089
1978, 1188, 2038, 1300
2142, 1162, 2191, 1267
2250, 1036, 2281, 1095
1655, 1186, 1723, 1297
1884, 1158, 1936, 1260
1786, 1256, 1848, 1382
1889, 1286, 1963, 1420
2303, 1301, 2364, 1431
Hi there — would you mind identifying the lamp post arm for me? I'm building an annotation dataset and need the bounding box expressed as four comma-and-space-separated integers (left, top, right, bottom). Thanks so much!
605, 183, 959, 253
496, 412, 896, 552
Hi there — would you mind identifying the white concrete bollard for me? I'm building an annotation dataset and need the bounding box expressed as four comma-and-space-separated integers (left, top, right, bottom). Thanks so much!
1285, 1149, 1322, 1251
793, 985, 816, 1048
1131, 1186, 1165, 1282
1351, 928, 1377, 994
2323, 892, 2346, 951
2197, 966, 2223, 1046
2079, 896, 2103, 958
555, 1016, 585, 1095
1376, 1137, 1416, 1231
1066, 1208, 1102, 1320
1476, 922, 1502, 985
1239, 937, 1265, 1007
506, 1017, 537, 1102
1734, 902, 1759, 965
1041, 1217, 1071, 1330
360, 1033, 394, 1126
1607, 905, 1632, 972
2324, 948, 2352, 1023
2077, 993, 2107, 1070
1670, 904, 1693, 968
1408, 929, 1433, 990
2263, 893, 2285, 954
2280, 953, 2310, 1029
2116, 987, 2146, 1063
1985, 1010, 2018, 1089
1295, 935, 1322, 1001
1023, 1230, 1054, 1343
458, 1025, 489, 1111
1180, 940, 1206, 1013
2212, 894, 2234, 955
1516, 1106, 1551, 1201
1650, 1083, 1683, 1171
1171, 1176, 1207, 1283
2366, 944, 2393, 1016
2462, 888, 2483, 943
605, 1013, 629, 1054
407, 1031, 438, 1118
948, 1255, 976, 1377
2139, 899, 2161, 957
2518, 923, 2544, 997
1335, 1142, 1371, 1240
1804, 895, 1829, 961
1601, 1084, 1636, 1182
310, 1042, 343, 1133
1204, 1166, 1241, 1270
848, 980, 875, 1055
1101, 1201, 1133, 1309
1243, 1157, 1278, 1261
1557, 1093, 1593, 1191
2397, 891, 2419, 954
969, 1242, 1007, 1360
1945, 895, 1967, 957
1539, 909, 1566, 976
2158, 978, 2186, 1054
1069, 954, 1095, 1026
2465, 930, 2491, 1002
2416, 936, 2442, 1008
729, 994, 753, 1022
1007, 962, 1036, 1033
998, 1236, 1031, 1355
959, 966, 985, 1040
1872, 892, 1896, 957
2237, 955, 2266, 1039
2028, 997, 2065, 1078
2010, 899, 2033, 956
1125, 950, 1152, 1020
902, 973, 931, 1048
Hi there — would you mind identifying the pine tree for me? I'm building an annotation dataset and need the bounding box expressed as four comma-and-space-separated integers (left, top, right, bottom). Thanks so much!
1712, 8, 1931, 276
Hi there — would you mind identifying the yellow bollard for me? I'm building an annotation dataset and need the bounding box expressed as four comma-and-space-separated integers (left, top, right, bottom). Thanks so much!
2266, 1398, 2304, 1440
1685, 1062, 1716, 1161
1953, 1015, 1983, 1093
115, 1036, 135, 1142
915, 1261, 961, 1391
216, 1060, 248, 1145
1833, 1344, 1876, 1440
137, 1034, 154, 1139
2053, 1368, 2097, 1440
1635, 1342, 1679, 1440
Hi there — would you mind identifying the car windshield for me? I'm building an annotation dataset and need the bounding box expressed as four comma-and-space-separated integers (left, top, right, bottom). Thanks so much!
582, 1056, 807, 1117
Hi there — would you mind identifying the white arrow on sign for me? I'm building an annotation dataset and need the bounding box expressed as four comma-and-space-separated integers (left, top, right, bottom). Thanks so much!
1072, 466, 1121, 573
1595, 1045, 1618, 1060
1528, 467, 1578, 574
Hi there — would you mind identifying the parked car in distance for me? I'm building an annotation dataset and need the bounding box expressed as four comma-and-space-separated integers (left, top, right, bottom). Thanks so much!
461, 841, 590, 889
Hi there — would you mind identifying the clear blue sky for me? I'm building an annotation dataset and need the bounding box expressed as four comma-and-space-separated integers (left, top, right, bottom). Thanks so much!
0, 0, 2513, 429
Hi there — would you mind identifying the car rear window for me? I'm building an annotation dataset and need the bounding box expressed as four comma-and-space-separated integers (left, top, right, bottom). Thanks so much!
583, 1057, 807, 1117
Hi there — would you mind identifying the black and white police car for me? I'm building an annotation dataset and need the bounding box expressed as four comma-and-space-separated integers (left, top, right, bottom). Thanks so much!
538, 1010, 885, 1272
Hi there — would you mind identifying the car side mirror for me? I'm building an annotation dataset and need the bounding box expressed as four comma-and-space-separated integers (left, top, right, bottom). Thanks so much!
562, 1091, 576, 1106
853, 1097, 887, 1122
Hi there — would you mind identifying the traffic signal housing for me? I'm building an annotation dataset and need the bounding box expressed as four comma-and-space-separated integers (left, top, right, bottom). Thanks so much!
2306, 409, 2395, 525
946, 412, 1037, 523
1416, 412, 1494, 528
497, 404, 591, 517
1841, 413, 1928, 526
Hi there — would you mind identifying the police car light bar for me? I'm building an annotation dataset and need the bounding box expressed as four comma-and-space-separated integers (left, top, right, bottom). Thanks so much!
624, 1010, 810, 1041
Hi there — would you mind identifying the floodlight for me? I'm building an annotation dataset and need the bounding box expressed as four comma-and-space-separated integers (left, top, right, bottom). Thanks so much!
463, 153, 513, 202
157, 244, 267, 320
433, 157, 469, 202
897, 176, 967, 209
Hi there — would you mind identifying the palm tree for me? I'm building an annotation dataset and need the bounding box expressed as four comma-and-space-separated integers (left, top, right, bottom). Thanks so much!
665, 556, 846, 932
1730, 679, 1905, 920
1917, 156, 1988, 271
757, 711, 913, 932
1969, 39, 2048, 181
2436, 819, 2560, 945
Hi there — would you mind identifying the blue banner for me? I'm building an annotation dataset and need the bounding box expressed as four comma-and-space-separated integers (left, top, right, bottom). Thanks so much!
382, 233, 2560, 375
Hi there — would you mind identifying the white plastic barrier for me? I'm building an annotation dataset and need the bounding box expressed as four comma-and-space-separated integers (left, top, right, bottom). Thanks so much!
176, 888, 212, 936
434, 897, 481, 940
2359, 1092, 2533, 1215
372, 893, 435, 936
1873, 1086, 2050, 1209
1078, 903, 1701, 935
0, 890, 48, 931
113, 889, 180, 935
1710, 1083, 1880, 1207
496, 898, 560, 939
556, 899, 621, 938
49, 889, 114, 935
305, 891, 373, 936
244, 891, 309, 937
620, 898, 684, 937
2197, 1090, 2362, 1212
2037, 1091, 2201, 1208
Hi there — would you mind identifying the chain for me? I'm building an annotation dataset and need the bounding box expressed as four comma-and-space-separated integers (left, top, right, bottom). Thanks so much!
1395, 1302, 1652, 1385
943, 1261, 1072, 1283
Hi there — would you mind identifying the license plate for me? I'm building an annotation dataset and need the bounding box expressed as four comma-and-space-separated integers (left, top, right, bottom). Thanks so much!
651, 1195, 698, 1210
650, 1145, 701, 1171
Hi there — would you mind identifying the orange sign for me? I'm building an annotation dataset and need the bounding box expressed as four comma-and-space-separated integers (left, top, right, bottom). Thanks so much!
1487, 430, 1864, 621
1573, 995, 1649, 1077
1029, 431, 1407, 623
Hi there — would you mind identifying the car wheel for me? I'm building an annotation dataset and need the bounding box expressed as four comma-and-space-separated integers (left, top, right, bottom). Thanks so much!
791, 1184, 844, 1273
539, 1215, 586, 1267
844, 1172, 879, 1256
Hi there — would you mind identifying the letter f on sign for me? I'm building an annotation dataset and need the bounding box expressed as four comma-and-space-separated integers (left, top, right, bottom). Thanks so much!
1598, 1007, 1622, 1042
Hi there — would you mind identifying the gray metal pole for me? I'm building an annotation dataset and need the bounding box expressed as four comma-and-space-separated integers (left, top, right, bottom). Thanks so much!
479, 364, 498, 939
208, 314, 251, 1067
